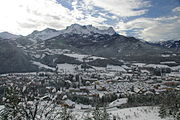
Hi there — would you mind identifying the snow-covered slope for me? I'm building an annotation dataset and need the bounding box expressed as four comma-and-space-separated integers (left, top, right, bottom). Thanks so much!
1, 105, 173, 120
28, 28, 61, 40
32, 61, 55, 71
75, 106, 174, 120
62, 24, 116, 35
26, 24, 116, 42
107, 106, 174, 120
64, 53, 106, 62
150, 40, 180, 50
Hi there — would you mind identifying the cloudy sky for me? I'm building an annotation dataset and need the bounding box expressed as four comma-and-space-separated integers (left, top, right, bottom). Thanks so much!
0, 0, 179, 42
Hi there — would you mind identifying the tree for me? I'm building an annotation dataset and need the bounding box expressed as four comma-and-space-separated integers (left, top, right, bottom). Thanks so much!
92, 106, 102, 120
159, 105, 167, 118
92, 105, 110, 120
0, 83, 72, 120
0, 85, 22, 120
159, 90, 180, 120
59, 107, 73, 120
101, 105, 110, 120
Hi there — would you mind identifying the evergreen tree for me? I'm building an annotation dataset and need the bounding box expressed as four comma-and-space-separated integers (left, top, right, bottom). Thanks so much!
159, 105, 167, 118
92, 105, 102, 120
59, 107, 73, 120
92, 105, 110, 120
159, 90, 180, 120
101, 106, 110, 120
0, 85, 22, 120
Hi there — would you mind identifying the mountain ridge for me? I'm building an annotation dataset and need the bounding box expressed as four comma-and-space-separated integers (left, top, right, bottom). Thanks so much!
0, 32, 21, 40
0, 24, 180, 74
0, 38, 38, 74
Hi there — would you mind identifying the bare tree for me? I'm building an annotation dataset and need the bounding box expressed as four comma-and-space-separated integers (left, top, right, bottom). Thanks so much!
0, 83, 72, 120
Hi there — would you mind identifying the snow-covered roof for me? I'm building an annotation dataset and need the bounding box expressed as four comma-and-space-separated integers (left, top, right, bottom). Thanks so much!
144, 64, 170, 68
107, 65, 127, 72
109, 98, 128, 107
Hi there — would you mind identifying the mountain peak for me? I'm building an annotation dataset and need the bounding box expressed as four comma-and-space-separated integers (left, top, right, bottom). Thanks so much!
64, 24, 116, 35
26, 24, 117, 41
28, 28, 60, 40
43, 28, 57, 32
107, 27, 116, 34
0, 32, 20, 40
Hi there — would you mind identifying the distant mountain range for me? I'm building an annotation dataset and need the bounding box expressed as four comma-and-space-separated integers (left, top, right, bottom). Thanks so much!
150, 40, 180, 50
0, 32, 21, 40
0, 24, 179, 73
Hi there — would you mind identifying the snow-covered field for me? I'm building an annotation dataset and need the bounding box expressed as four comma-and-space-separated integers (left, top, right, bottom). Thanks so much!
171, 65, 180, 71
32, 61, 55, 71
57, 63, 77, 73
0, 105, 4, 110
107, 106, 174, 120
75, 106, 174, 120
64, 53, 106, 62
0, 105, 174, 120
144, 64, 170, 68
167, 72, 180, 77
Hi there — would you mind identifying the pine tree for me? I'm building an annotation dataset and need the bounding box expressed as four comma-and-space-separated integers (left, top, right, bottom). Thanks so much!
101, 106, 110, 120
159, 90, 180, 119
159, 105, 167, 118
92, 105, 102, 120
0, 85, 22, 120
59, 106, 73, 120
92, 105, 110, 120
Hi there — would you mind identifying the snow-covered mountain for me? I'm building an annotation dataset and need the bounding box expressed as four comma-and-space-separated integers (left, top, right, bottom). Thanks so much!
27, 28, 61, 41
25, 24, 116, 42
149, 40, 180, 51
0, 32, 20, 40
1, 24, 179, 74
158, 40, 180, 49
15, 24, 180, 65
61, 24, 116, 35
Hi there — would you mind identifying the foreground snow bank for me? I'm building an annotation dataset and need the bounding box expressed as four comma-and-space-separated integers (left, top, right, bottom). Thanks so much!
108, 106, 174, 120
0, 105, 174, 120
75, 106, 174, 120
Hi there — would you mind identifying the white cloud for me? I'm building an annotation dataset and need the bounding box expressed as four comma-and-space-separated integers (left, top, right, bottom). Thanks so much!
0, 0, 179, 42
0, 0, 108, 35
172, 7, 180, 12
0, 0, 74, 35
115, 16, 180, 41
84, 0, 150, 17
